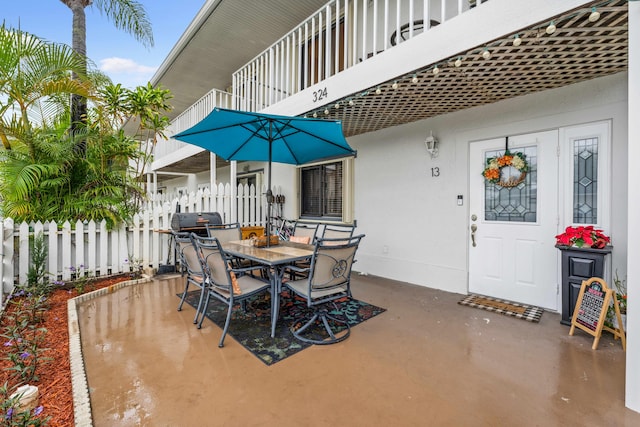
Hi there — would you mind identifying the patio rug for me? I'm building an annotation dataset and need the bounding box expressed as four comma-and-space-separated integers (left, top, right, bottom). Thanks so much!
458, 294, 543, 323
178, 290, 386, 365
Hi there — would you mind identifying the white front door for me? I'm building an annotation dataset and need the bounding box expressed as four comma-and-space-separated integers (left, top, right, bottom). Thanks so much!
469, 130, 559, 310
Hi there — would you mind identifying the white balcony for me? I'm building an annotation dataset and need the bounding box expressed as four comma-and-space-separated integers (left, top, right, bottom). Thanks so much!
232, 0, 481, 112
152, 88, 232, 170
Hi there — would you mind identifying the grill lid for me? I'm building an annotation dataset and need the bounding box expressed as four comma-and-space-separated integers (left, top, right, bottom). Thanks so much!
171, 212, 222, 230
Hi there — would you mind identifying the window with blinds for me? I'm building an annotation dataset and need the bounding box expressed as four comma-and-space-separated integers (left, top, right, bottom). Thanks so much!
300, 161, 343, 218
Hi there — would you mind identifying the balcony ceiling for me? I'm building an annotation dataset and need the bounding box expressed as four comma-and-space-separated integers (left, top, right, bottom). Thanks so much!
304, 0, 629, 138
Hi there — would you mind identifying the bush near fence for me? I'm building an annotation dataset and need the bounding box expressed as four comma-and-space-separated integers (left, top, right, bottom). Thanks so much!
0, 184, 272, 304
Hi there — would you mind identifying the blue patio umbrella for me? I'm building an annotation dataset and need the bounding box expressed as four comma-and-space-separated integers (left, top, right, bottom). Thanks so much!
173, 107, 356, 242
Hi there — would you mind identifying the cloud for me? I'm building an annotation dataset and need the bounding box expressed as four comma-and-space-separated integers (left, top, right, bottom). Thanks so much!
99, 57, 157, 74
99, 57, 158, 88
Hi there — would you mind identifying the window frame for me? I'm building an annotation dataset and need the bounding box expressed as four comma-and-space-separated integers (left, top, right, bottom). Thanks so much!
560, 121, 611, 231
295, 157, 354, 224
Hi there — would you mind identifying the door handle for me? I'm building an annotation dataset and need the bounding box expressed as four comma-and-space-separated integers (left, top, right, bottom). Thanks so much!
470, 224, 477, 247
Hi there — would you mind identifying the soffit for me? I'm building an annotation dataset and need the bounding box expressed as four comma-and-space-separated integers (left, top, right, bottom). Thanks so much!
147, 0, 328, 121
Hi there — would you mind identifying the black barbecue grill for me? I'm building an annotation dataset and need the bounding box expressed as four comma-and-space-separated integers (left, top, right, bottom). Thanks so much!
170, 212, 223, 236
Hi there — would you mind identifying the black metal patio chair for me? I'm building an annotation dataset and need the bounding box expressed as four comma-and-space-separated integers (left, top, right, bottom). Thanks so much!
320, 223, 356, 243
175, 232, 209, 325
284, 234, 365, 345
191, 234, 271, 347
290, 221, 319, 244
205, 222, 242, 242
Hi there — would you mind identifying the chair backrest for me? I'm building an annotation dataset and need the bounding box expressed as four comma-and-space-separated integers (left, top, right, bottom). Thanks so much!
206, 222, 242, 243
190, 234, 232, 294
292, 221, 319, 244
320, 224, 355, 240
320, 224, 356, 246
174, 232, 202, 277
307, 234, 364, 303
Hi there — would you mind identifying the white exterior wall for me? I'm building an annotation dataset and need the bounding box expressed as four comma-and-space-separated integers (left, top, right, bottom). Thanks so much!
626, 1, 639, 413
351, 72, 628, 297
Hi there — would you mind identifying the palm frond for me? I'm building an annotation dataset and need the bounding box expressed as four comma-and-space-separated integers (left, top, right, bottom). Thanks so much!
94, 0, 154, 48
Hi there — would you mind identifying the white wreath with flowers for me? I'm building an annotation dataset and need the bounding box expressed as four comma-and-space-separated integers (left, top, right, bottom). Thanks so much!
482, 150, 529, 188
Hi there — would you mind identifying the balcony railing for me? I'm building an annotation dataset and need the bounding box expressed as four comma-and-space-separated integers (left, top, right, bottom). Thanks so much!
155, 88, 232, 160
233, 0, 483, 112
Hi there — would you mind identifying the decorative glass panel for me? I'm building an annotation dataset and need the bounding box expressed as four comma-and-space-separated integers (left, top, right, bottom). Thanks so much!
484, 146, 537, 222
573, 137, 598, 223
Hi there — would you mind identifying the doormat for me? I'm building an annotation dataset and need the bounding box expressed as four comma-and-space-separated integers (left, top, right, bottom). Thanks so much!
178, 290, 386, 365
458, 294, 543, 323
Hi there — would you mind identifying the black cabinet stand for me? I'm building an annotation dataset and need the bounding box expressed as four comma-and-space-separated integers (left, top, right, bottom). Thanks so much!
557, 245, 612, 325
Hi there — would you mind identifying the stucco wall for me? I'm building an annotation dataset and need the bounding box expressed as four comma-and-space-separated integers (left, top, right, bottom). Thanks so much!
350, 72, 628, 298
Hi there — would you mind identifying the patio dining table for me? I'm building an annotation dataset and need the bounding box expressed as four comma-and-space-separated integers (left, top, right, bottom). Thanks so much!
223, 239, 315, 337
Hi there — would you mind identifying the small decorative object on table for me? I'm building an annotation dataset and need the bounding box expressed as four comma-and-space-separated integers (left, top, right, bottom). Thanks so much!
555, 225, 610, 249
251, 235, 280, 247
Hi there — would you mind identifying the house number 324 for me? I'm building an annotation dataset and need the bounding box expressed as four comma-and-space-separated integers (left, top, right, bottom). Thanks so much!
431, 167, 440, 177
312, 87, 328, 103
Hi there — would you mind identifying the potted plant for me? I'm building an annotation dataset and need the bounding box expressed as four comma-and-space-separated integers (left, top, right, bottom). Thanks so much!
555, 226, 612, 325
555, 225, 610, 249
607, 271, 627, 330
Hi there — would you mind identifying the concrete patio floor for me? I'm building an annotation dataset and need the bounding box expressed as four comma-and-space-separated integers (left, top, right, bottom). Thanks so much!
77, 273, 640, 426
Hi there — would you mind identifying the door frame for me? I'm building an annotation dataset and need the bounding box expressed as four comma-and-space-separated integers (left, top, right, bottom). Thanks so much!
468, 130, 559, 309
465, 120, 613, 311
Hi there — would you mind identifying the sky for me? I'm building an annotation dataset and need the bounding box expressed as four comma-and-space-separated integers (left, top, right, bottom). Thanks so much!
2, 0, 207, 89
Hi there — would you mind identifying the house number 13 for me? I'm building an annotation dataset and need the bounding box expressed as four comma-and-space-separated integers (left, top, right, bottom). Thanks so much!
431, 167, 440, 177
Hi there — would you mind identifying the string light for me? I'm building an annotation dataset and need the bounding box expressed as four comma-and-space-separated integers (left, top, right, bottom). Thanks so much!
512, 34, 522, 47
303, 4, 604, 121
546, 21, 556, 34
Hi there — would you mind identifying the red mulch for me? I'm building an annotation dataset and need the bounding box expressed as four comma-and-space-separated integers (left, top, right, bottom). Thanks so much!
0, 275, 132, 426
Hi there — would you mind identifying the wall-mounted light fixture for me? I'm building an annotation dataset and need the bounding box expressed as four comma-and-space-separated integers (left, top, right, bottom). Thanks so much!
425, 131, 439, 159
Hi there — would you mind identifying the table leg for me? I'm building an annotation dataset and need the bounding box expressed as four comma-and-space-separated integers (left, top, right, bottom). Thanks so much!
270, 266, 286, 338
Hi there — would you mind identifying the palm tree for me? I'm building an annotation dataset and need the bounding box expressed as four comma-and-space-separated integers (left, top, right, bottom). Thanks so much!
0, 25, 152, 227
0, 24, 88, 151
59, 0, 154, 150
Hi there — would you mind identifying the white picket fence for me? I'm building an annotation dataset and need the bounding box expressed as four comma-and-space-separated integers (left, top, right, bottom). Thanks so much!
0, 183, 275, 304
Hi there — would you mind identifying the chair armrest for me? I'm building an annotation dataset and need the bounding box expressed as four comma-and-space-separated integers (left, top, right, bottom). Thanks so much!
230, 265, 270, 282
285, 264, 310, 274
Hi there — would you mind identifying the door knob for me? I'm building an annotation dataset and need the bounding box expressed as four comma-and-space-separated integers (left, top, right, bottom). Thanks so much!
470, 224, 477, 247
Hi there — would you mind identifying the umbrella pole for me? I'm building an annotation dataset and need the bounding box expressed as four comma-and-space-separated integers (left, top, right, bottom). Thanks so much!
266, 124, 273, 247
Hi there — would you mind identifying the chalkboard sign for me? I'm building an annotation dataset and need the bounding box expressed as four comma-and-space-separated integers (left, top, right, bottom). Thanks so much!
569, 277, 613, 350
576, 279, 606, 331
